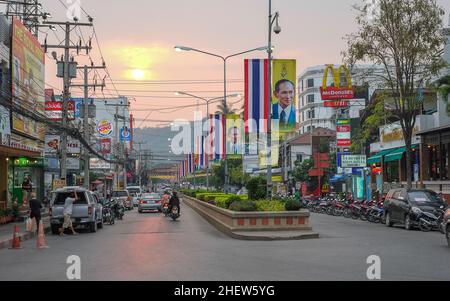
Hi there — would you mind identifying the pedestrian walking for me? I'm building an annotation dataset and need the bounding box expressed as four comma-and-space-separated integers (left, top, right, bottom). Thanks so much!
22, 175, 33, 205
29, 192, 42, 235
59, 190, 79, 236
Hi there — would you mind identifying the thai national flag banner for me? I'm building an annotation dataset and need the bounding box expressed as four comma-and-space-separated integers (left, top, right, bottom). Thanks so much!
244, 59, 269, 134
210, 114, 225, 161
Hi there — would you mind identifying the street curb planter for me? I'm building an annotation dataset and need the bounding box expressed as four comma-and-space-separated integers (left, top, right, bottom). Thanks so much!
182, 195, 319, 241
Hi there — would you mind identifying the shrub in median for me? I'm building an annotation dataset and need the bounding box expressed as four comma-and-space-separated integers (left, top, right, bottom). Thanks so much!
229, 200, 257, 212
254, 200, 286, 212
285, 199, 302, 211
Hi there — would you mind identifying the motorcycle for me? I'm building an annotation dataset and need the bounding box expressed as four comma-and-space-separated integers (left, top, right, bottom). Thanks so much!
168, 205, 180, 221
111, 199, 125, 220
102, 200, 115, 225
367, 202, 384, 224
418, 207, 445, 232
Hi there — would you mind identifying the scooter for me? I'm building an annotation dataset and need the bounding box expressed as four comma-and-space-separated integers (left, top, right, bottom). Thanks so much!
168, 205, 180, 221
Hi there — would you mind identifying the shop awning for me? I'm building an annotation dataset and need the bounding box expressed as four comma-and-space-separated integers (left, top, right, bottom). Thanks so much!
384, 147, 406, 163
367, 149, 395, 165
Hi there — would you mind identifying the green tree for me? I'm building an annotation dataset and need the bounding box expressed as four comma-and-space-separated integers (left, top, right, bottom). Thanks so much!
292, 159, 314, 183
246, 176, 267, 200
345, 0, 448, 188
350, 99, 392, 154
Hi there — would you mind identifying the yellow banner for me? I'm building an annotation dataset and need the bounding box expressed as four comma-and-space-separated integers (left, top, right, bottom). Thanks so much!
272, 59, 297, 134
226, 114, 243, 159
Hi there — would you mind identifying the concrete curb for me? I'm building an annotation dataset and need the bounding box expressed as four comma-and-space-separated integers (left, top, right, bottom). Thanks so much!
0, 224, 52, 250
183, 196, 320, 241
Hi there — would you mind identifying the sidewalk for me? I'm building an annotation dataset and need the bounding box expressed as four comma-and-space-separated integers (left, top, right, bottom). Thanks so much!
0, 213, 51, 250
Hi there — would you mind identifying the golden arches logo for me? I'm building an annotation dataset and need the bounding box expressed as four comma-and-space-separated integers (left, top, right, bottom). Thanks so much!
320, 64, 355, 101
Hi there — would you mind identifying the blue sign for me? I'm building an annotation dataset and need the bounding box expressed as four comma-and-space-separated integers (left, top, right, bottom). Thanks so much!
337, 152, 351, 168
71, 98, 94, 118
120, 127, 131, 142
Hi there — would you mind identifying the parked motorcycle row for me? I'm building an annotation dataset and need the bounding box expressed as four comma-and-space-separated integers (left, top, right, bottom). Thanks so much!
303, 195, 387, 225
302, 194, 447, 234
100, 198, 128, 226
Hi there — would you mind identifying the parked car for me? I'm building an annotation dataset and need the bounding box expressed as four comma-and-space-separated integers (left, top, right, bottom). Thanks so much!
49, 187, 103, 234
138, 193, 163, 213
384, 189, 446, 230
112, 190, 133, 210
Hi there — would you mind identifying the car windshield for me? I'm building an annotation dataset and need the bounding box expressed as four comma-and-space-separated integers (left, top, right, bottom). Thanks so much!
112, 191, 128, 197
52, 192, 88, 205
408, 191, 445, 207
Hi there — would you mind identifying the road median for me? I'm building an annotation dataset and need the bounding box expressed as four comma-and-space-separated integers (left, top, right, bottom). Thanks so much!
182, 195, 319, 241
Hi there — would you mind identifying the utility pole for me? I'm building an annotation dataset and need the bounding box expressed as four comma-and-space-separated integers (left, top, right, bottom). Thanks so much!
43, 20, 93, 184
106, 102, 129, 190
71, 64, 106, 189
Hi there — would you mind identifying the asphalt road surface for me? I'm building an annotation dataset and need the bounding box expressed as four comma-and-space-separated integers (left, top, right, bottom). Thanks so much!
0, 200, 449, 281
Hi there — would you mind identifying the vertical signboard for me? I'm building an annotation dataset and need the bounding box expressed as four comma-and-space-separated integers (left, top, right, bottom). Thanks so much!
336, 119, 351, 147
11, 17, 45, 147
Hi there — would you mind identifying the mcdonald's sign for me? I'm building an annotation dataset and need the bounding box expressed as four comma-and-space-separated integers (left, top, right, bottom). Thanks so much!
320, 65, 355, 101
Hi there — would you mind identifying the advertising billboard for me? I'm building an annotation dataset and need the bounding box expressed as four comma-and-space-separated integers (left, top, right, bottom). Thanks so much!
90, 158, 111, 170
337, 119, 351, 147
225, 114, 244, 159
66, 157, 80, 170
100, 138, 111, 154
320, 65, 354, 102
0, 105, 10, 146
341, 155, 367, 168
272, 59, 297, 134
11, 18, 45, 150
12, 17, 45, 111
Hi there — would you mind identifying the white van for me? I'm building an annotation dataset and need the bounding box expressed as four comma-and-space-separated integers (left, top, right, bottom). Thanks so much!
127, 186, 142, 207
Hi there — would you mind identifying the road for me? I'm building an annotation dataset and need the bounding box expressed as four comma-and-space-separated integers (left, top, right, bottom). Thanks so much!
0, 200, 449, 281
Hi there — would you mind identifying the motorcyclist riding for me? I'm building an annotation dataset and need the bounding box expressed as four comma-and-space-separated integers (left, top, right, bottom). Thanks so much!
168, 191, 180, 214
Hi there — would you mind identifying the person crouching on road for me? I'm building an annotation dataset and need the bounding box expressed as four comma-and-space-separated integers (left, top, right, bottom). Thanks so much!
29, 192, 42, 235
59, 191, 79, 236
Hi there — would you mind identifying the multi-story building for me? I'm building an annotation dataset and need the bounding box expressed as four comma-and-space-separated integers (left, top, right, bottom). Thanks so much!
297, 64, 384, 134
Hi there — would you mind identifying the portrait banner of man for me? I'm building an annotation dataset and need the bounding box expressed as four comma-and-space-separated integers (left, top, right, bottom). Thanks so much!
272, 60, 297, 135
226, 115, 244, 159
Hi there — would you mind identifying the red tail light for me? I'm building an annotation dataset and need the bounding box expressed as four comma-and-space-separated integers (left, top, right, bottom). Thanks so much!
88, 207, 93, 216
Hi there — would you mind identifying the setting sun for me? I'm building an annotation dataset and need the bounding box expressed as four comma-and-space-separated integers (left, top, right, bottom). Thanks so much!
131, 69, 145, 80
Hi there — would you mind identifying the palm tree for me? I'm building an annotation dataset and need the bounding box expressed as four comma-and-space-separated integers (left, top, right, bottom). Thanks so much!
215, 99, 237, 115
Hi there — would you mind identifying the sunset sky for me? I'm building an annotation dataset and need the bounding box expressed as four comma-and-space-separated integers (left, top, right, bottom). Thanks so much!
35, 0, 450, 128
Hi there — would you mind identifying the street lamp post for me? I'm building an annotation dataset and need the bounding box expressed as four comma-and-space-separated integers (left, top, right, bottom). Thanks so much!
175, 92, 241, 191
175, 45, 268, 193
267, 0, 281, 200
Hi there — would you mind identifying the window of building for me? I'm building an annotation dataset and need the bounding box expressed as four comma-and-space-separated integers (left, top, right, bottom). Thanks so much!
311, 108, 315, 119
296, 154, 303, 162
307, 78, 314, 88
307, 94, 315, 103
302, 111, 305, 122
306, 126, 311, 132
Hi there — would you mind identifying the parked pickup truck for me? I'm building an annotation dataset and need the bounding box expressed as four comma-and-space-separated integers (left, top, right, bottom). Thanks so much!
49, 187, 103, 234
